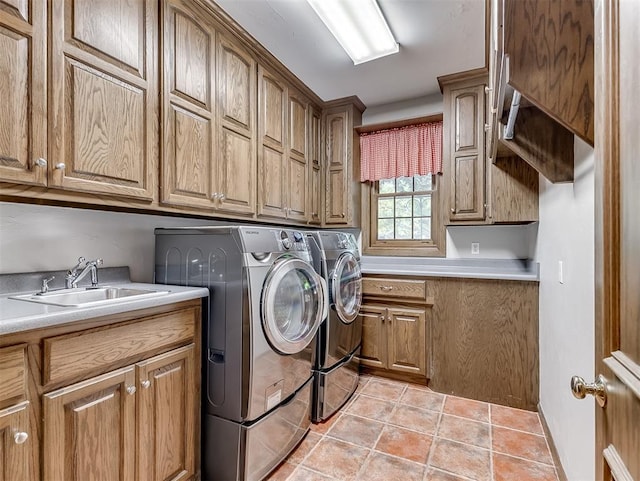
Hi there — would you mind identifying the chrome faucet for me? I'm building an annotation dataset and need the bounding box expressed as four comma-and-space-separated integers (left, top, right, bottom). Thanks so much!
65, 257, 103, 289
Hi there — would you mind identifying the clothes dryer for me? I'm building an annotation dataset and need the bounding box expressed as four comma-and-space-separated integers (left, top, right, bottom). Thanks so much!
155, 226, 327, 481
307, 231, 363, 422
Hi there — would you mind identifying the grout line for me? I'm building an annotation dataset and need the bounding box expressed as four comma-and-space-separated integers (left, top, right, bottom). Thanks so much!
490, 448, 556, 468
423, 395, 445, 480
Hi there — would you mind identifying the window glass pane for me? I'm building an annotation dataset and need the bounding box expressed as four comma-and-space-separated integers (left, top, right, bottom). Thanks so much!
378, 218, 394, 239
395, 197, 412, 217
396, 176, 413, 192
413, 217, 431, 240
379, 179, 395, 194
378, 198, 394, 218
413, 195, 431, 217
395, 218, 412, 239
414, 175, 432, 191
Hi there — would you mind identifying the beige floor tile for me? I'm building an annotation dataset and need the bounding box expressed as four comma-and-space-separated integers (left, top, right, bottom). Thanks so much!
346, 394, 396, 421
443, 396, 490, 423
400, 388, 445, 412
302, 437, 370, 481
490, 404, 544, 435
437, 414, 490, 448
388, 404, 440, 435
428, 438, 491, 481
492, 426, 553, 465
356, 451, 425, 481
374, 425, 433, 464
327, 413, 385, 448
360, 378, 406, 402
493, 453, 558, 481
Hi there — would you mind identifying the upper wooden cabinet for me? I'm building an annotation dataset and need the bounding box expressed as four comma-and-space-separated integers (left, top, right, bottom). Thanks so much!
257, 64, 315, 223
441, 70, 538, 225
308, 106, 323, 225
486, 0, 593, 183
48, 0, 159, 200
324, 98, 364, 227
161, 0, 218, 211
0, 0, 47, 186
216, 33, 257, 216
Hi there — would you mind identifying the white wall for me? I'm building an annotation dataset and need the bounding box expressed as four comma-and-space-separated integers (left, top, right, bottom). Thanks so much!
446, 224, 535, 259
0, 202, 221, 282
535, 138, 595, 481
361, 93, 443, 125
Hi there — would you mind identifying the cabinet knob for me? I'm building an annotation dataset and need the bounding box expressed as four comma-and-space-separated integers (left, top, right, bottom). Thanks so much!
485, 86, 492, 94
34, 157, 47, 167
13, 432, 28, 444
55, 163, 65, 170
126, 385, 136, 395
211, 192, 218, 200
379, 286, 393, 292
219, 193, 225, 201
451, 208, 455, 213
484, 123, 491, 131
141, 380, 151, 389
341, 213, 346, 218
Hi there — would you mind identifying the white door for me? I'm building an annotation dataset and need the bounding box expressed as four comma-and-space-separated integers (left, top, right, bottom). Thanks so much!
261, 257, 327, 354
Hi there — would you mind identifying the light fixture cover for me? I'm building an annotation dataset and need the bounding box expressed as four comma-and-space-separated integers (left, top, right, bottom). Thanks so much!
307, 0, 399, 65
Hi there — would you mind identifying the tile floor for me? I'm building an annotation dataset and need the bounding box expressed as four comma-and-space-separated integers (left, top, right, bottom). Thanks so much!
267, 375, 559, 481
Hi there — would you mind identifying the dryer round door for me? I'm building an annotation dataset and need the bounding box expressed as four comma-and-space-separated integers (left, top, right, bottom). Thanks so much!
261, 257, 327, 355
330, 252, 362, 324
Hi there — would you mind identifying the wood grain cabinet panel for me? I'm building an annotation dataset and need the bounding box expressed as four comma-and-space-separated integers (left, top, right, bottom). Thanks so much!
286, 91, 309, 222
0, 345, 26, 410
362, 278, 427, 301
359, 301, 429, 379
216, 33, 256, 216
161, 0, 217, 210
324, 99, 363, 227
308, 107, 322, 225
448, 84, 485, 221
0, 401, 30, 481
137, 344, 196, 481
49, 0, 158, 201
258, 65, 287, 219
0, 0, 47, 186
43, 366, 137, 481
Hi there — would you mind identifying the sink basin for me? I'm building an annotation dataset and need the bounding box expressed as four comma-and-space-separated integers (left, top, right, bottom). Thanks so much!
11, 286, 170, 307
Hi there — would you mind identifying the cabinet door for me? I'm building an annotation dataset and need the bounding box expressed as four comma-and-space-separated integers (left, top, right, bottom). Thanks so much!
0, 401, 30, 481
257, 64, 287, 219
359, 305, 387, 369
325, 110, 350, 225
387, 307, 427, 376
308, 107, 322, 225
43, 366, 136, 481
448, 84, 486, 222
216, 33, 256, 216
161, 0, 217, 210
137, 344, 196, 481
287, 91, 308, 222
49, 0, 158, 200
0, 0, 47, 186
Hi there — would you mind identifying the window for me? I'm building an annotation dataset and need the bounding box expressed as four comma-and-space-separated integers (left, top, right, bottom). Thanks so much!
362, 174, 445, 257
376, 175, 434, 241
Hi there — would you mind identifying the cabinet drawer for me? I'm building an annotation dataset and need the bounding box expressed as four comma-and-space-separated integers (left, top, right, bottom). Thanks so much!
0, 345, 27, 408
362, 278, 427, 301
44, 307, 197, 385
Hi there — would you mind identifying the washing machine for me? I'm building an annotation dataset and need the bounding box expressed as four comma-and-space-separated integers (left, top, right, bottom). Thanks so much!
154, 226, 327, 481
307, 231, 363, 422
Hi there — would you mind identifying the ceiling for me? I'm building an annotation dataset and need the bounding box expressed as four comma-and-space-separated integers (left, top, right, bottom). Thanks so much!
214, 0, 487, 108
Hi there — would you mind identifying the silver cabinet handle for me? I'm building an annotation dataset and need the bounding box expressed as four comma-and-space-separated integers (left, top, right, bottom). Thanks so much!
341, 213, 346, 218
126, 386, 136, 395
451, 208, 455, 213
485, 86, 492, 94
14, 432, 28, 444
211, 192, 219, 200
35, 158, 47, 167
55, 163, 65, 170
141, 380, 151, 389
219, 193, 225, 201
379, 286, 393, 291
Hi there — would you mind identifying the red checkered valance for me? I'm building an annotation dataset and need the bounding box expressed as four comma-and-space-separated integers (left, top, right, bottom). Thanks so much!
359, 121, 443, 182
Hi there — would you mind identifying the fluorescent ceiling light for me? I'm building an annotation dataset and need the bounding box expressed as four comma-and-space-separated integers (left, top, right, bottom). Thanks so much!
307, 0, 399, 65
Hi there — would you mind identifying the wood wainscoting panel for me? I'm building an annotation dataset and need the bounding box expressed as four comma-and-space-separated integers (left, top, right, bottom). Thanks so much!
429, 278, 539, 410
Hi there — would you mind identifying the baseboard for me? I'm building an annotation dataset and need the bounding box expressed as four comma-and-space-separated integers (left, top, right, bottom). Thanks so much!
537, 403, 569, 481
359, 366, 428, 386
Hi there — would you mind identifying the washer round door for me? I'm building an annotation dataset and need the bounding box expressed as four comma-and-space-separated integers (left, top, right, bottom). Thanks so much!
330, 252, 362, 324
261, 257, 327, 355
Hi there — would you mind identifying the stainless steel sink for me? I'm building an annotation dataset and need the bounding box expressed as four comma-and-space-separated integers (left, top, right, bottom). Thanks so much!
11, 286, 170, 307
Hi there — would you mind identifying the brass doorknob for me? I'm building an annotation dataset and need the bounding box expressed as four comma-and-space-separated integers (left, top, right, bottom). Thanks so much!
571, 374, 607, 407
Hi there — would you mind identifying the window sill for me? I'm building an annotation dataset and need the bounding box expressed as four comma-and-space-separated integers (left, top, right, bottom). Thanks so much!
363, 245, 445, 257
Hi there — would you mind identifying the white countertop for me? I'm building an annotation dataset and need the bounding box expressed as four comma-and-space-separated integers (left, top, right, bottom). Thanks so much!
0, 282, 209, 336
360, 256, 539, 281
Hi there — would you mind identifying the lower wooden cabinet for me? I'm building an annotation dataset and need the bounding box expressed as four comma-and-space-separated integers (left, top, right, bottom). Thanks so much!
0, 299, 201, 481
43, 344, 196, 481
360, 304, 429, 378
0, 401, 31, 481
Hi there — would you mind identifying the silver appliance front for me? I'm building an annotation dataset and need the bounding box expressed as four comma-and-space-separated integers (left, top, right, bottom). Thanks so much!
314, 347, 361, 421
245, 254, 326, 422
